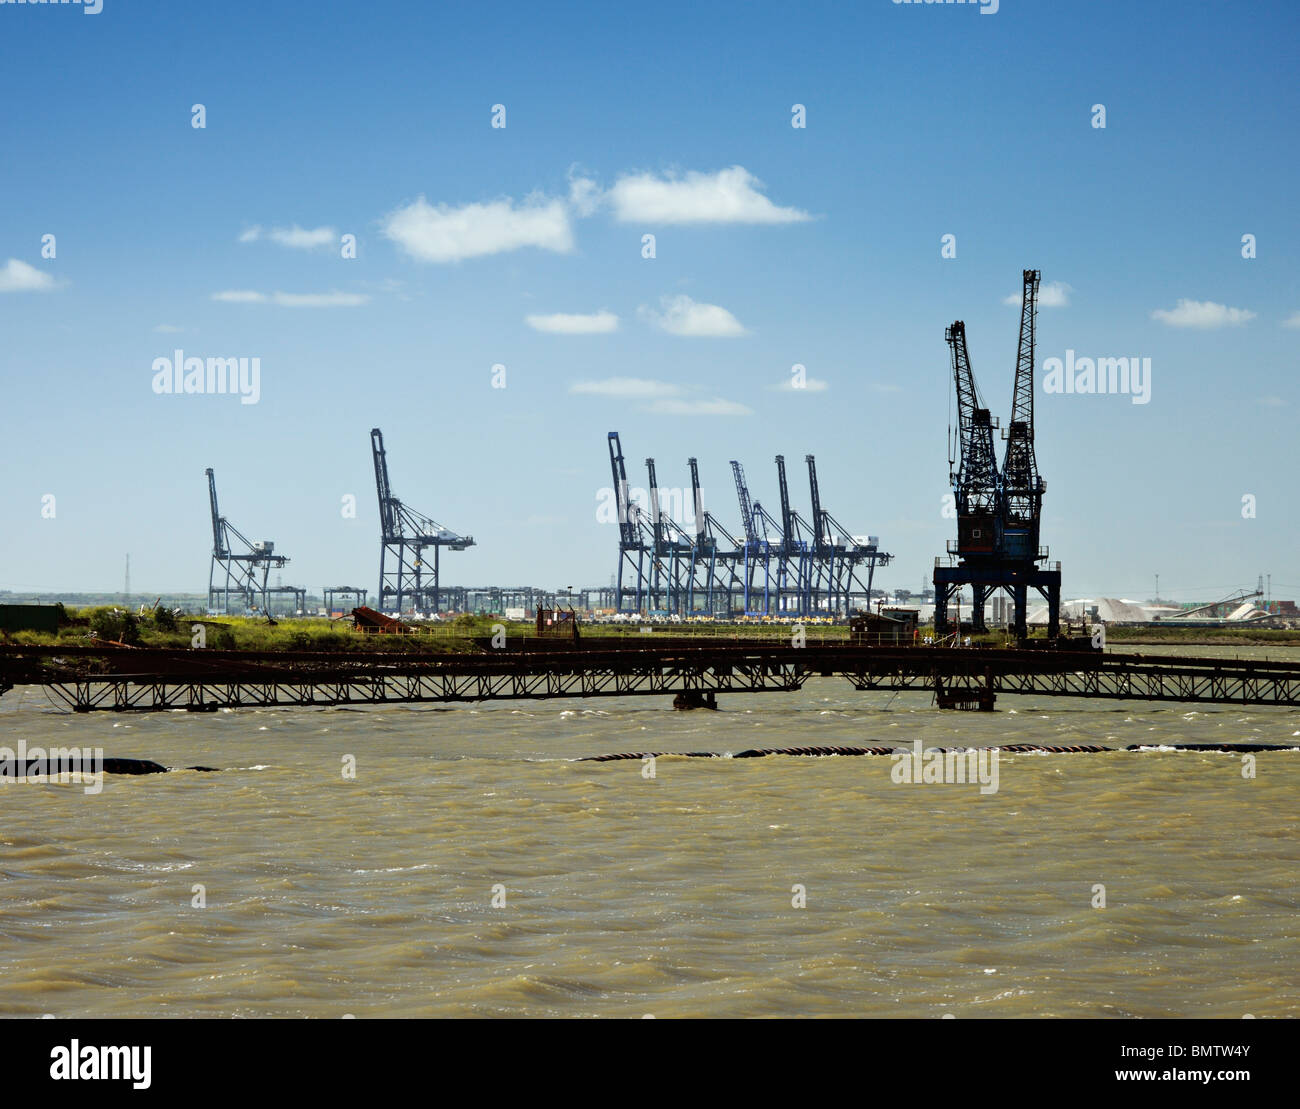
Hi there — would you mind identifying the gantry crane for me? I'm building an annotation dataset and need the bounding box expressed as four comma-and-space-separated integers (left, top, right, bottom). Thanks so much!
731, 460, 772, 615
608, 433, 891, 619
644, 456, 695, 613
690, 456, 746, 617
206, 467, 289, 615
608, 432, 648, 613
371, 428, 474, 614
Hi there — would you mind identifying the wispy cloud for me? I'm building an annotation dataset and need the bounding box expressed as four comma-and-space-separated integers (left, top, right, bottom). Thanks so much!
604, 166, 811, 224
152, 324, 184, 334
0, 258, 58, 293
271, 225, 337, 249
211, 290, 267, 303
1259, 395, 1287, 408
567, 169, 602, 217
639, 293, 747, 337
211, 290, 369, 307
527, 310, 618, 334
382, 194, 573, 263
238, 224, 337, 249
1004, 280, 1072, 308
1281, 311, 1300, 329
1151, 299, 1255, 328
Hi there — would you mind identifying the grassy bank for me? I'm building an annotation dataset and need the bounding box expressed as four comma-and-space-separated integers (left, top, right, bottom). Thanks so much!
6, 606, 1296, 652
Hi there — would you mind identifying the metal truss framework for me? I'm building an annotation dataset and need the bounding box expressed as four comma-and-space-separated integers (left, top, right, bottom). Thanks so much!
40, 660, 806, 712
9, 644, 1300, 714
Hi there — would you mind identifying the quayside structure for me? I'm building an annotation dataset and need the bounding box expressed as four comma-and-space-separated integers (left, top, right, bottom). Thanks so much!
935, 269, 1061, 640
608, 431, 891, 617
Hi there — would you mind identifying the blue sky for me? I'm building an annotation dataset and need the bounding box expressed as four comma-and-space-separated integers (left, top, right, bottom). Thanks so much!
1, 0, 1297, 603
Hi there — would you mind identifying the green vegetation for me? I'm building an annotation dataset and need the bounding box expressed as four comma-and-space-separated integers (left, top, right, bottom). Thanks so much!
89, 607, 143, 646
4, 607, 1296, 653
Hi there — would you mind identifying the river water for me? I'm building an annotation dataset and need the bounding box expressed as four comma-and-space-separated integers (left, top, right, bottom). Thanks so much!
1, 649, 1297, 1018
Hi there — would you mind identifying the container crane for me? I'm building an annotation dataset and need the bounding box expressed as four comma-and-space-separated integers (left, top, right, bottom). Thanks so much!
205, 467, 289, 615
371, 428, 474, 615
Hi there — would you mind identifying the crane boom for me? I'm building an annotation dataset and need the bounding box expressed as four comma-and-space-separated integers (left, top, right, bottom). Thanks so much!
205, 467, 226, 557
806, 455, 824, 548
731, 461, 756, 545
608, 433, 638, 547
645, 458, 663, 549
688, 457, 706, 547
776, 455, 794, 550
370, 428, 399, 540
947, 321, 1000, 517
1001, 269, 1044, 533
1009, 269, 1039, 433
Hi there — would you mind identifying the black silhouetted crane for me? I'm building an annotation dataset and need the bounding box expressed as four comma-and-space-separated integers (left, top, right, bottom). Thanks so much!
934, 269, 1060, 640
1001, 268, 1046, 559
947, 320, 1002, 558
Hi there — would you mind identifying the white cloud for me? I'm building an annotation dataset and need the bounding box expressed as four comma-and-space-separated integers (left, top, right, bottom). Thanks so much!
239, 224, 337, 249
211, 289, 369, 307
569, 377, 682, 399
1004, 281, 1072, 308
0, 258, 57, 293
382, 194, 573, 263
567, 169, 602, 218
1151, 299, 1255, 328
271, 291, 369, 308
644, 397, 754, 416
526, 310, 618, 334
1281, 311, 1300, 329
211, 290, 267, 303
153, 324, 184, 334
870, 383, 902, 393
769, 377, 830, 393
269, 225, 337, 250
1259, 396, 1287, 408
607, 166, 811, 225
640, 294, 747, 337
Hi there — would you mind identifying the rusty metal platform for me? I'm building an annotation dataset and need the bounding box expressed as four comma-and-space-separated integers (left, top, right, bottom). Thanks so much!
2, 642, 1299, 713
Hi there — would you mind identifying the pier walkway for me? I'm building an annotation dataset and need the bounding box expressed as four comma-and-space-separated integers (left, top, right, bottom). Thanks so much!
2, 641, 1299, 713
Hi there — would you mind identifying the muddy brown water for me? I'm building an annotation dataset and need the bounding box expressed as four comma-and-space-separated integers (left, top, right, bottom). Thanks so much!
1, 649, 1296, 1017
